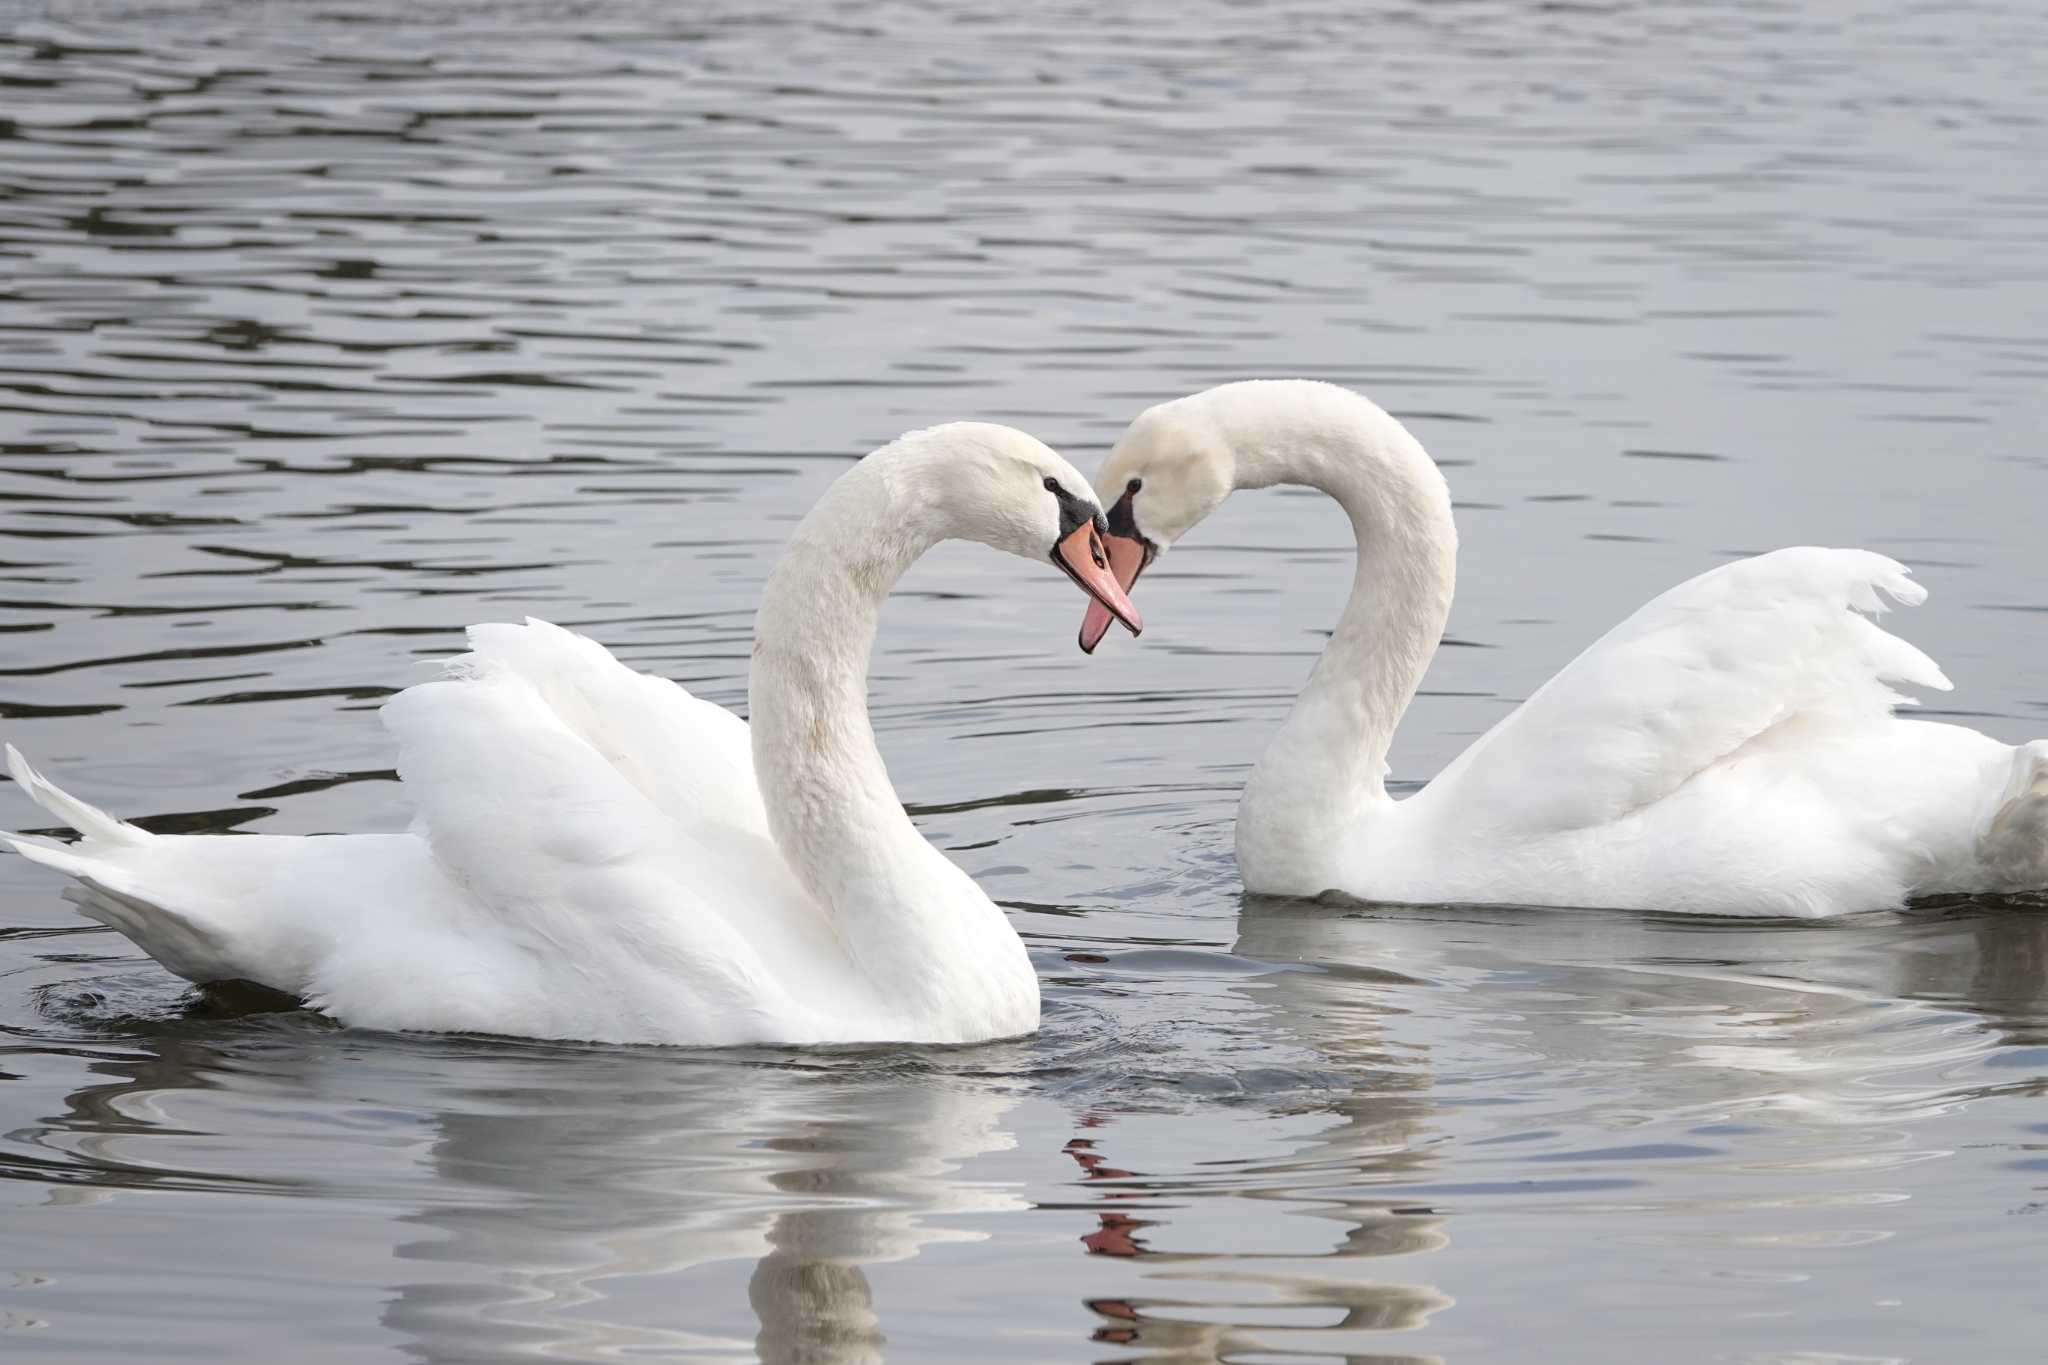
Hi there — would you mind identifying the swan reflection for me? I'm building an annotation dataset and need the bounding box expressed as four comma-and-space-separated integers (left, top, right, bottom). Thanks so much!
373, 1050, 1023, 1362
1050, 894, 2048, 1362
1054, 901, 1456, 1363
3, 902, 2043, 1362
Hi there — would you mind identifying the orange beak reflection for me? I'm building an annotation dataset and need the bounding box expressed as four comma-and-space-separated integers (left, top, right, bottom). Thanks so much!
1078, 530, 1151, 654
1053, 522, 1142, 644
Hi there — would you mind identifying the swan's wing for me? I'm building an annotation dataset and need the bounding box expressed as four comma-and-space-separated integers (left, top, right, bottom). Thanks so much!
363, 622, 843, 1041
381, 622, 777, 900
6, 623, 844, 1042
1423, 548, 1952, 835
448, 617, 769, 839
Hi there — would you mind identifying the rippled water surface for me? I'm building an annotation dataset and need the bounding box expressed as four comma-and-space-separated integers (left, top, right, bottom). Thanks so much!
2, 0, 2046, 1359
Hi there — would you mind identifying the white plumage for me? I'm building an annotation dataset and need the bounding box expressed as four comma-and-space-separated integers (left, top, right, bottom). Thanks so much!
3, 421, 1136, 1045
1373, 548, 2045, 915
1092, 380, 2048, 917
6, 621, 816, 1042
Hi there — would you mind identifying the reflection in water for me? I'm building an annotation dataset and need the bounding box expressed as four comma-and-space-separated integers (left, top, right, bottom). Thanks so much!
1229, 895, 2048, 1138
1039, 898, 2048, 1361
2, 901, 2045, 1360
2, 1017, 1027, 1363
1054, 909, 1452, 1362
382, 1058, 1023, 1363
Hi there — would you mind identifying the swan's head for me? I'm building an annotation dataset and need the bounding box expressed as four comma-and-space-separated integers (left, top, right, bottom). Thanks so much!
1078, 380, 1445, 652
1077, 393, 1235, 653
904, 421, 1142, 640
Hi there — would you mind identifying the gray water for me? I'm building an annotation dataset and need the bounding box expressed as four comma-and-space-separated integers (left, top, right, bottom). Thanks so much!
2, 0, 2045, 1359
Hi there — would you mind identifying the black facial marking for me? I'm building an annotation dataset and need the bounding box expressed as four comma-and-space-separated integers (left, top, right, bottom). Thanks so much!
1106, 485, 1161, 578
1106, 485, 1150, 546
1046, 479, 1096, 541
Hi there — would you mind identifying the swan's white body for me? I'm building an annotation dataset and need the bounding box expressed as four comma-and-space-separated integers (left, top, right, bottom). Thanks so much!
3, 423, 1132, 1045
1095, 381, 2048, 917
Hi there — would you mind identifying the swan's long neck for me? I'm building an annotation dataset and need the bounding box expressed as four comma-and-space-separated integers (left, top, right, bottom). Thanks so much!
1225, 389, 1457, 892
748, 445, 1018, 1013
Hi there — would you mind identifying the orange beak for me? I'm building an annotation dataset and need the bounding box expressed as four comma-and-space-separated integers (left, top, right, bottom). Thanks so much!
1053, 522, 1142, 643
1078, 529, 1152, 654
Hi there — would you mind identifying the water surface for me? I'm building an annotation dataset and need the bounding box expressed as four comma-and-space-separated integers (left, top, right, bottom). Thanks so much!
2, 1, 2045, 1360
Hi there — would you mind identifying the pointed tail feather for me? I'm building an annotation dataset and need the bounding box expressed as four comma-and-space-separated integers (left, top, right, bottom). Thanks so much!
1, 748, 249, 984
4, 745, 152, 847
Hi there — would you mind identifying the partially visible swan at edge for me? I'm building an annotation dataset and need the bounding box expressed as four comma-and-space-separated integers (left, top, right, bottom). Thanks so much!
1077, 379, 2048, 917
2, 423, 1141, 1045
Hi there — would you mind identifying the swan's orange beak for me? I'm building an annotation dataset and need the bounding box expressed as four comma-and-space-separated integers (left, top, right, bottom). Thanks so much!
1053, 522, 1142, 643
1078, 529, 1153, 654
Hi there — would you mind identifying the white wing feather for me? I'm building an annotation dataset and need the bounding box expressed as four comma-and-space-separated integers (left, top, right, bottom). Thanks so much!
1425, 548, 1953, 835
3, 621, 853, 1044
452, 618, 769, 839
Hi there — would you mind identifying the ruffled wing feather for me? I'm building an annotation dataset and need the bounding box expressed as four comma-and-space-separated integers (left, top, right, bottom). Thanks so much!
1424, 548, 1952, 835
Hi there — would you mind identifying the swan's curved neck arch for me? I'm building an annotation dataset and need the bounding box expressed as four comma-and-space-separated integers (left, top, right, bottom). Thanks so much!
1221, 389, 1458, 886
748, 439, 1007, 997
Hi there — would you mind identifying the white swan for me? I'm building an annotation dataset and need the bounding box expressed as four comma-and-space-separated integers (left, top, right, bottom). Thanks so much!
2, 422, 1142, 1045
1078, 380, 2048, 917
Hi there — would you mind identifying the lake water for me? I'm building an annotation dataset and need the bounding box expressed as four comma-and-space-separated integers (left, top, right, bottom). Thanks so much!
2, 0, 2045, 1360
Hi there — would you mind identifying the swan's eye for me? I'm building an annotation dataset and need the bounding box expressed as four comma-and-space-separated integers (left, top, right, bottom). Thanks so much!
1044, 476, 1062, 494
1126, 477, 1143, 495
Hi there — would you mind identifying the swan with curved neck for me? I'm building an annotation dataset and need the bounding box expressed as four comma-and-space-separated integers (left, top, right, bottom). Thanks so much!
1082, 379, 2048, 916
3, 422, 1141, 1045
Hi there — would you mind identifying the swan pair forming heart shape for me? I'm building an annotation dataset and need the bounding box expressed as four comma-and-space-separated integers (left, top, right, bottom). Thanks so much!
7, 380, 2046, 1046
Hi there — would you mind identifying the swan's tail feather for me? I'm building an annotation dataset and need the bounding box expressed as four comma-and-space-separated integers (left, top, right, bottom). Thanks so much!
59, 881, 237, 981
3, 748, 245, 983
2, 745, 166, 942
1, 834, 247, 985
4, 745, 152, 848
1981, 740, 2048, 890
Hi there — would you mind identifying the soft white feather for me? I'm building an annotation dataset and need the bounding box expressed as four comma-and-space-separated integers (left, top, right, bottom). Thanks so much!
1095, 380, 2048, 917
4, 422, 1112, 1045
1424, 546, 1951, 837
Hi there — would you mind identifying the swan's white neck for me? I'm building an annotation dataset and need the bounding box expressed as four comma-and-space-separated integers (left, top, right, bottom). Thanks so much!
747, 442, 1021, 1014
1224, 388, 1458, 892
